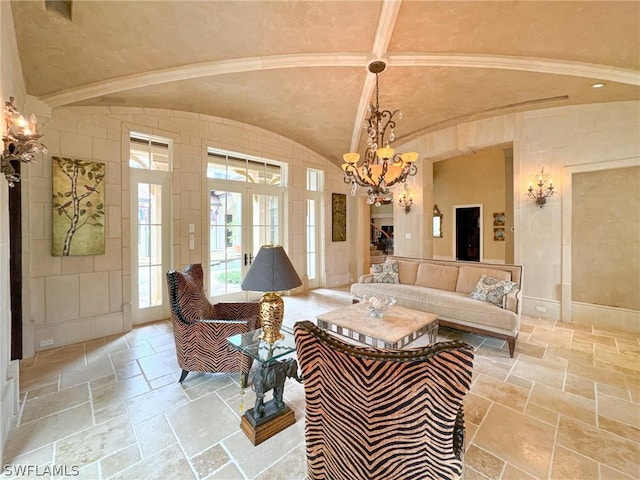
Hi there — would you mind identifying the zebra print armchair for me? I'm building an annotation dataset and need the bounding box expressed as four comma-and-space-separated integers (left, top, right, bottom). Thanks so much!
166, 264, 260, 384
294, 320, 474, 480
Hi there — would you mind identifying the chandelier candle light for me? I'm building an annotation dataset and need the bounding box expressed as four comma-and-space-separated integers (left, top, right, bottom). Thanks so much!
342, 61, 419, 206
527, 167, 555, 208
1, 97, 47, 187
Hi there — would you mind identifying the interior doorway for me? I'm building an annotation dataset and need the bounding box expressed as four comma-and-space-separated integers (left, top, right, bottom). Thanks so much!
9, 164, 22, 360
455, 206, 481, 262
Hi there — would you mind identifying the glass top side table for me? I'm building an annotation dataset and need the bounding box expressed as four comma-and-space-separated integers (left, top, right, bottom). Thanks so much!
227, 326, 296, 363
227, 326, 300, 446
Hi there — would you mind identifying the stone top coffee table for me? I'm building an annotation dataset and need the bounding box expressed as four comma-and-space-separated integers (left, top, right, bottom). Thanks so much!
317, 303, 438, 349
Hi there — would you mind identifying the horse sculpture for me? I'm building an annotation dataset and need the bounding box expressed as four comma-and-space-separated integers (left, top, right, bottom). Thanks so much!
252, 358, 302, 418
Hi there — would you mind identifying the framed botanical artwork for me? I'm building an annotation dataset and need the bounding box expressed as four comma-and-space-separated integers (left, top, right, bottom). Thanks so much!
331, 193, 346, 242
493, 227, 505, 241
52, 156, 106, 256
493, 212, 505, 226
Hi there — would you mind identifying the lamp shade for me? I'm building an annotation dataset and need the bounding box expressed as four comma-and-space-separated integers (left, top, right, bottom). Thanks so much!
241, 245, 302, 293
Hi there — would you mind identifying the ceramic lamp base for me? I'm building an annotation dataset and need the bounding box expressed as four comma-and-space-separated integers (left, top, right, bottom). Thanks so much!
259, 291, 285, 343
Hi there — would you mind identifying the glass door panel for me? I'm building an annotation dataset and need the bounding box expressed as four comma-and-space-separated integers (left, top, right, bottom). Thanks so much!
210, 190, 244, 297
132, 176, 170, 323
307, 199, 317, 283
209, 185, 282, 301
251, 193, 279, 255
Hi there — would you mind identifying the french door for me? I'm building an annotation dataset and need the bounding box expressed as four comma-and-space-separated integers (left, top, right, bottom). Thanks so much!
208, 181, 282, 300
131, 173, 171, 323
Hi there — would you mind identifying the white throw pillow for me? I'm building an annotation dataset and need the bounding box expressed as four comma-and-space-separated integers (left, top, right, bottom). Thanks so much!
469, 274, 518, 308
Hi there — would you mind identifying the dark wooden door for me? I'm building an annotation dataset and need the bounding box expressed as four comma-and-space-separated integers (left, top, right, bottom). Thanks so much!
456, 207, 480, 262
9, 162, 22, 360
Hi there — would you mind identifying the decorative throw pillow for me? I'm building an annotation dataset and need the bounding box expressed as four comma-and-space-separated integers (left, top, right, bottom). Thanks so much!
469, 274, 518, 308
372, 260, 399, 284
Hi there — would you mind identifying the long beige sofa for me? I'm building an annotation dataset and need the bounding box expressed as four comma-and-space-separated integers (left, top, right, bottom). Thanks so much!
350, 256, 523, 357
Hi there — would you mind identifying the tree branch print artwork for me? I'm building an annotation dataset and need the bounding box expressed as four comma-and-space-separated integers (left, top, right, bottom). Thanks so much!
52, 156, 106, 256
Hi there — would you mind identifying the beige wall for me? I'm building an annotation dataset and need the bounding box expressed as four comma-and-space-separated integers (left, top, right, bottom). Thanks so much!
432, 146, 508, 263
394, 101, 640, 331
24, 105, 350, 355
572, 166, 639, 311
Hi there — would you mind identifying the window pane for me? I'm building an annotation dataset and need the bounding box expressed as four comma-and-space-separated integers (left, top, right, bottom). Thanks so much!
207, 154, 227, 179
138, 225, 150, 266
149, 225, 162, 264
130, 147, 150, 169
130, 134, 170, 171
149, 184, 162, 224
307, 168, 322, 191
149, 265, 163, 307
151, 152, 169, 171
265, 163, 282, 186
138, 267, 151, 308
227, 156, 247, 181
247, 160, 265, 184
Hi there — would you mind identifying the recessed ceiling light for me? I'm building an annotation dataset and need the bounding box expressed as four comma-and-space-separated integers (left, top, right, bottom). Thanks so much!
592, 83, 606, 89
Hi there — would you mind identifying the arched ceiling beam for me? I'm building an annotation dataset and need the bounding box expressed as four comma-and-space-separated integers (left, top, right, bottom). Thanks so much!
41, 53, 639, 110
347, 0, 403, 153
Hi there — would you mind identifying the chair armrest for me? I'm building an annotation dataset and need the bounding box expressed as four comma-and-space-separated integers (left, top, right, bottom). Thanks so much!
191, 317, 255, 337
196, 318, 254, 326
358, 274, 374, 283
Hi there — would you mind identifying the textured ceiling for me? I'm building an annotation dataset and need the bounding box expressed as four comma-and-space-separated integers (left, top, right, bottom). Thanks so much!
11, 0, 640, 166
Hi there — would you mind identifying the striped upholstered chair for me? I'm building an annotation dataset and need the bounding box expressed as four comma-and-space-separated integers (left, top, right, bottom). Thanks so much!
294, 320, 474, 480
166, 264, 260, 384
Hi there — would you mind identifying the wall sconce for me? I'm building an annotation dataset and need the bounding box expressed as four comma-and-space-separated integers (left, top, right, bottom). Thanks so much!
527, 167, 555, 208
433, 204, 443, 238
398, 191, 413, 214
2, 97, 47, 187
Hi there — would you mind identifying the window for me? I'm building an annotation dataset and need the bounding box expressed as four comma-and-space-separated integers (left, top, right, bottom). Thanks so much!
207, 150, 282, 185
130, 134, 170, 171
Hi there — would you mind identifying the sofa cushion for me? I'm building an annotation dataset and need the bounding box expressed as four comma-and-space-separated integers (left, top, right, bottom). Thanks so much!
469, 274, 519, 307
456, 266, 512, 294
398, 260, 419, 285
372, 260, 399, 284
415, 263, 459, 291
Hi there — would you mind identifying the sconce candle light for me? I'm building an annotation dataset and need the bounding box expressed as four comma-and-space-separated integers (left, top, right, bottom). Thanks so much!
2, 96, 47, 187
527, 167, 555, 208
398, 191, 413, 214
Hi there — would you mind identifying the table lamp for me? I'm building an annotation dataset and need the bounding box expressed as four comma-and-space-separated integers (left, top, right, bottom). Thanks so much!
241, 245, 302, 343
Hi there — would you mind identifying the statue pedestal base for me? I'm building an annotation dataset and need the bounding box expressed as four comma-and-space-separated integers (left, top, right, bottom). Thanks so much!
240, 400, 296, 445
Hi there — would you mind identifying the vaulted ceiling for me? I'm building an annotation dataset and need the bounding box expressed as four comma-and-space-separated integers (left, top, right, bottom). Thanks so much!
11, 1, 640, 167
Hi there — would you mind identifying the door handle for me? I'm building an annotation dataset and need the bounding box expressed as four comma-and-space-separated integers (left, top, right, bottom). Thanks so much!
244, 253, 248, 266
249, 253, 253, 265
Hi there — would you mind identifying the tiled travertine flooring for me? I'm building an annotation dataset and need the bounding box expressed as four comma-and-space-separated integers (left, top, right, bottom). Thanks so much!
4, 288, 640, 479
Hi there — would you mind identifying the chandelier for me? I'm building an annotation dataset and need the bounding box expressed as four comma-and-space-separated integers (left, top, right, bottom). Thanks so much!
342, 60, 418, 206
2, 97, 47, 187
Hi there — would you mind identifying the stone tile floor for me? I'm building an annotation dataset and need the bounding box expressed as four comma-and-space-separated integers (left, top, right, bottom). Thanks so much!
3, 287, 639, 479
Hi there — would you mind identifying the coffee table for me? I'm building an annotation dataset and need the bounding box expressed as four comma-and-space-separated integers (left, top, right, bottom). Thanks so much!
317, 303, 438, 349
